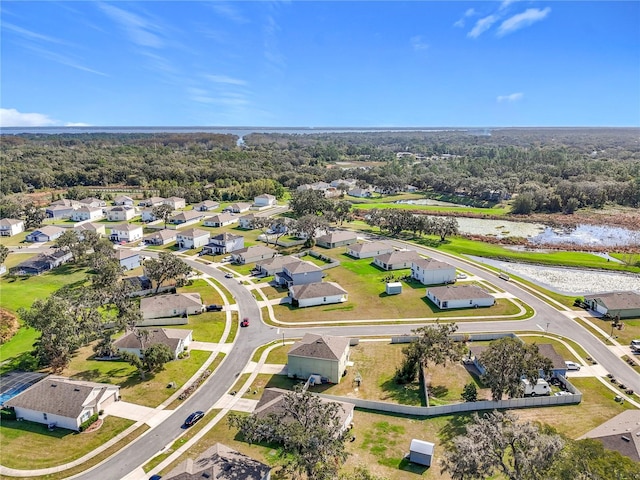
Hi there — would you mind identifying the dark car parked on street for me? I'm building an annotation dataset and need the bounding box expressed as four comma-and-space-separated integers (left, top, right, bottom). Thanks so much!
206, 304, 223, 311
184, 411, 204, 427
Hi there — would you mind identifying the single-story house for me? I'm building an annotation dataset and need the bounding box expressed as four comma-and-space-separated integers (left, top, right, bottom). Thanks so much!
254, 387, 354, 433
316, 230, 358, 249
275, 260, 323, 287
231, 245, 278, 264
139, 196, 165, 207
225, 202, 251, 214
411, 258, 456, 285
203, 232, 244, 255
115, 249, 141, 271
140, 293, 204, 320
238, 213, 258, 229
140, 208, 159, 222
163, 196, 187, 210
25, 225, 66, 243
584, 291, 640, 319
289, 282, 348, 309
107, 206, 138, 222
5, 376, 120, 432
113, 195, 134, 206
373, 250, 421, 271
109, 223, 144, 243
203, 213, 238, 228
164, 443, 272, 480
74, 222, 106, 237
113, 328, 192, 359
176, 228, 210, 249
405, 185, 419, 193
49, 198, 80, 208
0, 218, 24, 237
348, 187, 371, 198
9, 249, 73, 275
255, 255, 301, 276
71, 206, 104, 222
427, 285, 495, 309
330, 179, 357, 189
79, 197, 107, 208
169, 210, 205, 226
193, 200, 220, 212
346, 241, 394, 259
409, 439, 435, 467
580, 410, 640, 462
288, 333, 351, 384
468, 343, 567, 378
45, 204, 76, 219
143, 229, 177, 246
253, 194, 276, 207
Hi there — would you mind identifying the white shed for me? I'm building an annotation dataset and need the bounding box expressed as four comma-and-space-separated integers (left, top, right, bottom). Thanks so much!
386, 282, 402, 295
409, 439, 434, 466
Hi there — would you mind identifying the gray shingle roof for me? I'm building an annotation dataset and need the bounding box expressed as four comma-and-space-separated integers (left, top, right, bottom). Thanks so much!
177, 228, 209, 238
317, 230, 357, 244
374, 250, 421, 264
290, 282, 347, 300
580, 410, 640, 462
348, 241, 392, 254
412, 258, 455, 270
288, 333, 350, 361
584, 291, 640, 311
114, 328, 191, 352
428, 285, 493, 301
140, 293, 202, 314
285, 260, 321, 274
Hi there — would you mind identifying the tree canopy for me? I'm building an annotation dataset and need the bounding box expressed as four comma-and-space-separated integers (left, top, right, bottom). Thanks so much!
144, 252, 192, 293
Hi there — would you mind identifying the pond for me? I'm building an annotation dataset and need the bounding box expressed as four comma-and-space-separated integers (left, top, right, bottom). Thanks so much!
469, 256, 640, 296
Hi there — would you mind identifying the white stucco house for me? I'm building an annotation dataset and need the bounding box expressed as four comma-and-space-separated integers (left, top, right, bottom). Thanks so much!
411, 258, 456, 285
203, 213, 238, 228
139, 196, 165, 207
346, 241, 394, 259
71, 206, 104, 222
109, 223, 144, 243
231, 245, 278, 264
107, 206, 138, 222
275, 260, 324, 287
287, 333, 351, 384
584, 291, 640, 319
139, 293, 204, 320
176, 228, 210, 249
193, 200, 220, 211
143, 229, 177, 246
113, 328, 192, 359
169, 210, 205, 226
45, 205, 76, 219
426, 285, 495, 309
163, 196, 186, 210
74, 222, 106, 238
113, 195, 134, 206
25, 225, 66, 243
225, 202, 252, 214
253, 194, 276, 208
0, 218, 25, 237
5, 376, 120, 431
203, 232, 245, 255
115, 249, 141, 271
289, 282, 348, 308
316, 231, 358, 249
373, 250, 421, 271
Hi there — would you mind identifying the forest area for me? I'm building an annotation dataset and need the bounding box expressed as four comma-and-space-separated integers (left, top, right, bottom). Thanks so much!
1, 128, 639, 213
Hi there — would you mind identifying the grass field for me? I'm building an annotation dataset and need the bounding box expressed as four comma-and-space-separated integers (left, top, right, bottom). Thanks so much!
178, 279, 224, 305
1, 253, 36, 270
0, 232, 29, 247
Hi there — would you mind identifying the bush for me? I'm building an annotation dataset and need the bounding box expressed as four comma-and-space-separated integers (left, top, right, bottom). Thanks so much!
461, 383, 478, 402
79, 413, 99, 432
1, 408, 17, 421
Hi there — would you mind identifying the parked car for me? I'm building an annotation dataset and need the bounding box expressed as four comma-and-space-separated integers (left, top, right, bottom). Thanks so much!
565, 361, 581, 371
240, 317, 250, 327
206, 304, 223, 312
224, 272, 234, 278
456, 273, 468, 279
184, 411, 204, 427
631, 340, 640, 351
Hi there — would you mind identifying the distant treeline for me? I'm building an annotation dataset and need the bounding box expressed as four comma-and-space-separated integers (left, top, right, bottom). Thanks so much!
1, 129, 639, 211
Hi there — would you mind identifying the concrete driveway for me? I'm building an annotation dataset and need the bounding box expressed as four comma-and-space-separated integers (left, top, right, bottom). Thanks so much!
104, 401, 174, 428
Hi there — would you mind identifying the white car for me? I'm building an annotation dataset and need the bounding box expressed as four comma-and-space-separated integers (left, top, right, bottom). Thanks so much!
565, 361, 581, 371
456, 273, 468, 280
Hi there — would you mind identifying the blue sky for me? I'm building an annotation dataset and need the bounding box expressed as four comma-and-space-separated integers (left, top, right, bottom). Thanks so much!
1, 1, 639, 127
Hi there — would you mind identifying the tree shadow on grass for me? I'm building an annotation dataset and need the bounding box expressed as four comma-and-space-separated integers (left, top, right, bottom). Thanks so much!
429, 384, 449, 399
380, 378, 422, 406
438, 413, 475, 448
0, 352, 39, 374
2, 418, 75, 439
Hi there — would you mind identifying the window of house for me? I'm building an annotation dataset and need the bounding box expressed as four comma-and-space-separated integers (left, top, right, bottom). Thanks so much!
470, 300, 473, 304
323, 297, 327, 302
442, 301, 448, 308
43, 413, 48, 420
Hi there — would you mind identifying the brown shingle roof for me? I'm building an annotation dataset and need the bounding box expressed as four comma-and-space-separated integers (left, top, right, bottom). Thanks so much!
285, 260, 321, 274
374, 250, 421, 265
114, 249, 139, 260
428, 285, 493, 301
288, 333, 350, 361
580, 410, 640, 462
114, 328, 190, 352
584, 291, 640, 311
412, 258, 455, 271
177, 228, 209, 238
348, 241, 392, 254
317, 230, 357, 244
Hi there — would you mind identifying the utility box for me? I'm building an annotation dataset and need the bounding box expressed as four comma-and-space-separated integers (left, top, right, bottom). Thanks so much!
409, 439, 434, 466
386, 282, 402, 295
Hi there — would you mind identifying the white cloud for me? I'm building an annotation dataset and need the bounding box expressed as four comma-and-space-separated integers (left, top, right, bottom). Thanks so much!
497, 7, 551, 36
206, 74, 248, 86
453, 19, 465, 28
65, 122, 92, 127
468, 14, 499, 38
2, 22, 69, 45
497, 92, 524, 102
411, 35, 429, 51
0, 108, 57, 127
465, 8, 477, 17
98, 3, 163, 48
454, 8, 477, 28
209, 2, 249, 24
500, 0, 518, 10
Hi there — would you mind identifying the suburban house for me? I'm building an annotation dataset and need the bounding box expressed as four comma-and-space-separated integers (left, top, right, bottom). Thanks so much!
113, 328, 192, 359
427, 285, 495, 309
113, 195, 134, 206
255, 255, 301, 276
346, 241, 394, 259
25, 225, 66, 243
71, 206, 104, 222
139, 196, 165, 207
316, 230, 358, 249
202, 232, 244, 255
239, 213, 258, 229
411, 258, 456, 285
287, 333, 351, 384
140, 293, 204, 320
0, 218, 24, 237
225, 202, 251, 214
373, 250, 421, 271
107, 206, 137, 222
469, 342, 567, 378
9, 249, 73, 275
79, 197, 107, 208
254, 387, 354, 432
74, 222, 106, 237
203, 213, 238, 227
275, 260, 323, 287
330, 179, 357, 189
140, 208, 159, 222
253, 194, 276, 208
169, 210, 205, 226
143, 229, 177, 246
348, 187, 371, 198
176, 228, 210, 249
289, 282, 348, 308
5, 376, 120, 432
231, 245, 278, 264
580, 410, 640, 462
115, 249, 141, 271
584, 291, 640, 319
109, 223, 144, 243
45, 204, 76, 219
163, 196, 186, 210
193, 200, 220, 211
50, 198, 80, 208
164, 443, 271, 480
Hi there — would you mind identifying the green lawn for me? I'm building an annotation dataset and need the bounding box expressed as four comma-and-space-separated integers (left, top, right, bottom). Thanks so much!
2, 252, 36, 270
164, 312, 226, 343
178, 279, 224, 305
0, 231, 29, 247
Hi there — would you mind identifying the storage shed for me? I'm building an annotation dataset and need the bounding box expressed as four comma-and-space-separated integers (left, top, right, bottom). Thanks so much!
409, 439, 434, 466
386, 282, 402, 295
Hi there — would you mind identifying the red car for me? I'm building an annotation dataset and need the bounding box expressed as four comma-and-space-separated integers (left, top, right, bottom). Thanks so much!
240, 317, 250, 327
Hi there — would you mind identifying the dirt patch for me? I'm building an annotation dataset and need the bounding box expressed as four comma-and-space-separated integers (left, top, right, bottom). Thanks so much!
83, 418, 103, 433
0, 308, 19, 344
